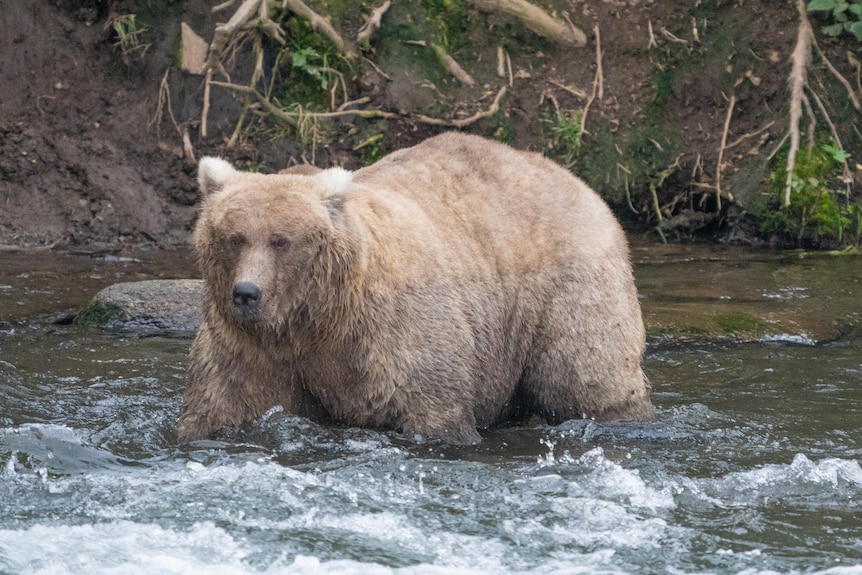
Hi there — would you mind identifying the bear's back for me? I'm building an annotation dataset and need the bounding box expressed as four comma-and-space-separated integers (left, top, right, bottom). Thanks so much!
349, 132, 627, 280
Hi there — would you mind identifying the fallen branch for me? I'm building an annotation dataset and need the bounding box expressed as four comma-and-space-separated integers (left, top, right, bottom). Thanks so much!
470, 0, 586, 47
661, 28, 688, 45
416, 86, 507, 128
549, 80, 587, 99
357, 0, 391, 46
406, 41, 476, 86
434, 45, 476, 86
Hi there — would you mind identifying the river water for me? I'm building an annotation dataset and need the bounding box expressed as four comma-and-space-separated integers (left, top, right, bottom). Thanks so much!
0, 247, 860, 575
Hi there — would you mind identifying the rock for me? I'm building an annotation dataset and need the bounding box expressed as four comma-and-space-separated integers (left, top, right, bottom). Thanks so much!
92, 279, 203, 335
180, 23, 208, 75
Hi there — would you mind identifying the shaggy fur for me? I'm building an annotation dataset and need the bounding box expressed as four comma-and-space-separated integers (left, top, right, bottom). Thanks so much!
177, 132, 655, 444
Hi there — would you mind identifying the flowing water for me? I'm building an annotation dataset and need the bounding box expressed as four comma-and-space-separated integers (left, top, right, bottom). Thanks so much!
1, 248, 861, 575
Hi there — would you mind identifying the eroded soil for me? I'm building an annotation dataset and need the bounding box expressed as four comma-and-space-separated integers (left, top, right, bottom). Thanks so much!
0, 0, 856, 250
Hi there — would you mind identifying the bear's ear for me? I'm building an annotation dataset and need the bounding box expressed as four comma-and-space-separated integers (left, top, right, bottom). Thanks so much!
198, 157, 238, 197
316, 167, 353, 198
316, 167, 353, 219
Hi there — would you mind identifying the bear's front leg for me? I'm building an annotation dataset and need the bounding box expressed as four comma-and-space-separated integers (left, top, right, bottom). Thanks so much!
177, 321, 290, 443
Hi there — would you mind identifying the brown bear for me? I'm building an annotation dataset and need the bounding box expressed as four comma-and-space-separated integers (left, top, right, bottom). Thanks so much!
177, 132, 655, 445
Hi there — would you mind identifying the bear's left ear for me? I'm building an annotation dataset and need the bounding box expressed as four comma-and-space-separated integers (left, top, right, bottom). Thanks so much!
316, 167, 353, 198
316, 167, 353, 218
198, 157, 238, 197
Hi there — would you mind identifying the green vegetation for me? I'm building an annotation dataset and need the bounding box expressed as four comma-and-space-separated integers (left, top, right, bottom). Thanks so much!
352, 127, 387, 164
420, 0, 469, 50
279, 16, 354, 108
107, 14, 150, 64
716, 312, 768, 335
808, 0, 862, 40
541, 110, 582, 168
750, 138, 861, 248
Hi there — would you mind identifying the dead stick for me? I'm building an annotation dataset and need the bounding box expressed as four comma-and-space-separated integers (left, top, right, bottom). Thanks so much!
202, 68, 213, 138
649, 183, 663, 223
594, 24, 603, 101
434, 44, 476, 86
716, 94, 736, 212
549, 80, 587, 99
724, 121, 775, 151
812, 33, 861, 112
416, 86, 507, 128
647, 20, 656, 49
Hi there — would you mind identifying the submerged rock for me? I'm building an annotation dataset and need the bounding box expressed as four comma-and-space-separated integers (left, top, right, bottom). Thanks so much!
89, 280, 203, 335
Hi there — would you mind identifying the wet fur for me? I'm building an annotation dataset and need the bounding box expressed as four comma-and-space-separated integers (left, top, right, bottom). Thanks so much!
177, 133, 655, 444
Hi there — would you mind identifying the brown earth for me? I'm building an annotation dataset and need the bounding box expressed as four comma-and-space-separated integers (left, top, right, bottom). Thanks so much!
0, 0, 857, 251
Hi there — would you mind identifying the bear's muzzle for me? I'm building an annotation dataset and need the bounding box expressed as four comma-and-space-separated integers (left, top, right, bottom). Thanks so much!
232, 281, 262, 318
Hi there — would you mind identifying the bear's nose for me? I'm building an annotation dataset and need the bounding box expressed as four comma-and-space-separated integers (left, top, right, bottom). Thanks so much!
232, 281, 262, 309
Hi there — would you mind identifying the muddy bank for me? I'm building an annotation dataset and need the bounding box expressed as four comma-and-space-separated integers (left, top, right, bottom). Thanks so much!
2, 0, 860, 250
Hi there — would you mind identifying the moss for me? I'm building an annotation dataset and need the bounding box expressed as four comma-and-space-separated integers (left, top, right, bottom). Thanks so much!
75, 301, 125, 327
715, 312, 767, 335
748, 137, 861, 249
647, 324, 710, 336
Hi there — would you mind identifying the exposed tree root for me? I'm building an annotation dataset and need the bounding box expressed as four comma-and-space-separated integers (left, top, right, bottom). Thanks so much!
210, 80, 506, 130
785, 0, 813, 207
282, 0, 354, 57
416, 86, 507, 127
357, 1, 391, 46
715, 94, 736, 212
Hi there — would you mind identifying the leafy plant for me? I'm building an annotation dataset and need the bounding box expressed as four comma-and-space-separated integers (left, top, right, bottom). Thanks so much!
807, 0, 862, 40
751, 139, 861, 248
292, 47, 330, 89
541, 110, 583, 168
106, 14, 151, 64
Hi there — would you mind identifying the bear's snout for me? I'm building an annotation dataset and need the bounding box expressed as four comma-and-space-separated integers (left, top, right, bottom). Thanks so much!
232, 281, 262, 315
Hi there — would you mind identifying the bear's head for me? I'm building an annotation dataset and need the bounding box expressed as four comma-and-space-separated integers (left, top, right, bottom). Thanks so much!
194, 157, 356, 334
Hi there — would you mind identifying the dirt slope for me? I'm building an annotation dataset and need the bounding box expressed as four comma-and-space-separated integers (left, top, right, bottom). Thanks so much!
0, 0, 857, 250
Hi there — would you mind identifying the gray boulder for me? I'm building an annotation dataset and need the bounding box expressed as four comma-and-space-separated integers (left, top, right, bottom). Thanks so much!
91, 279, 203, 335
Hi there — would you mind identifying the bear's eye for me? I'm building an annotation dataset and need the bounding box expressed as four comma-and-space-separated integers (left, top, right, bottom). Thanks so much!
269, 235, 290, 250
226, 233, 246, 249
